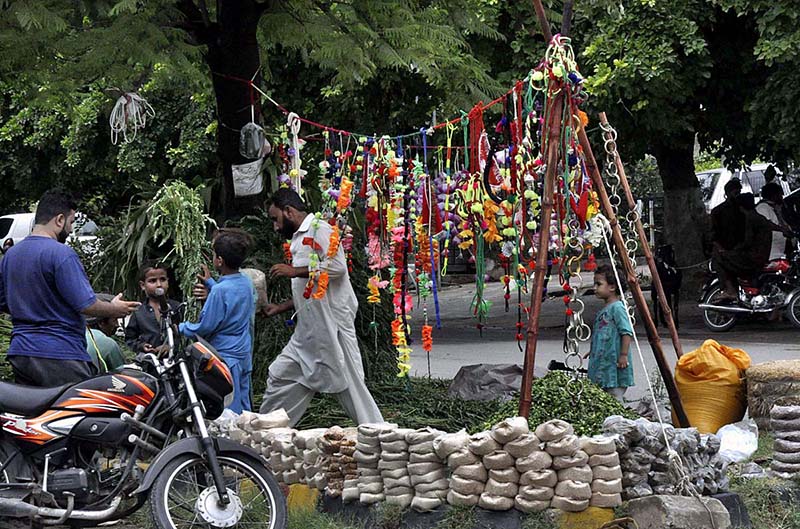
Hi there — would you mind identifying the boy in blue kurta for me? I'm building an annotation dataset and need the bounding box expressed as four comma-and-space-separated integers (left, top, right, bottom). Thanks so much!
179, 230, 255, 413
587, 264, 634, 403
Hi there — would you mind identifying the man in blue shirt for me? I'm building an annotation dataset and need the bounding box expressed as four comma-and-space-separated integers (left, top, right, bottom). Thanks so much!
0, 190, 140, 387
180, 229, 255, 413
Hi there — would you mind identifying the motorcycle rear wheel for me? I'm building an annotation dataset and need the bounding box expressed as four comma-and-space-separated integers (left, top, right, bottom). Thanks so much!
149, 453, 286, 529
787, 294, 800, 329
702, 286, 738, 332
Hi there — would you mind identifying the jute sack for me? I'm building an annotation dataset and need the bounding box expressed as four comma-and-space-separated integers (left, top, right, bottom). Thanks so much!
478, 493, 515, 511
411, 496, 443, 512
555, 480, 592, 501
520, 469, 557, 488
453, 463, 487, 481
517, 485, 554, 501
385, 494, 413, 508
406, 427, 445, 445
380, 440, 407, 453
535, 420, 574, 442
341, 487, 360, 502
382, 451, 409, 462
484, 479, 518, 497
434, 430, 471, 459
592, 465, 623, 480
588, 453, 620, 467
514, 497, 550, 513
590, 492, 622, 508
407, 462, 442, 475
447, 490, 480, 507
251, 409, 291, 430
489, 468, 520, 483
410, 469, 447, 486
409, 441, 437, 455
409, 452, 441, 463
483, 450, 515, 470
358, 423, 399, 438
469, 431, 500, 456
357, 482, 383, 494
550, 496, 589, 512
771, 460, 800, 474
383, 476, 412, 489
773, 451, 800, 465
359, 492, 385, 504
580, 436, 616, 455
448, 448, 480, 468
516, 451, 553, 473
491, 416, 530, 444
415, 479, 450, 494
552, 451, 588, 469
771, 405, 800, 420
545, 435, 580, 456
379, 428, 414, 443
557, 465, 593, 483
505, 433, 541, 458
450, 475, 485, 496
774, 430, 800, 442
591, 478, 623, 494
774, 439, 800, 453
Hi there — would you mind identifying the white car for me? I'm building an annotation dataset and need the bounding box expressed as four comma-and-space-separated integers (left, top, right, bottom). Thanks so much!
0, 212, 99, 253
0, 213, 35, 245
696, 163, 791, 212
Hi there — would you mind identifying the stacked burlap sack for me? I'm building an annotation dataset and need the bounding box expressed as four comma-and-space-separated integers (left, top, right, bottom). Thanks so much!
770, 405, 800, 476
353, 422, 396, 504
536, 419, 593, 512
406, 427, 448, 511
603, 415, 728, 499
378, 428, 415, 508
582, 436, 622, 508
318, 426, 358, 499
295, 428, 328, 490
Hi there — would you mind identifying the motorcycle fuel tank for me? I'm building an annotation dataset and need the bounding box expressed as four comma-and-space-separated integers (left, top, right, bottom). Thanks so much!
53, 368, 158, 415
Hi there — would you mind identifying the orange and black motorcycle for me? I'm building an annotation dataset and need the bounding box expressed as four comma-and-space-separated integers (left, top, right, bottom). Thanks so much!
0, 306, 286, 529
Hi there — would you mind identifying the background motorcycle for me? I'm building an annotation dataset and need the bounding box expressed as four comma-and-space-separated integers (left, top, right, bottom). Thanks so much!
0, 304, 286, 529
698, 240, 800, 331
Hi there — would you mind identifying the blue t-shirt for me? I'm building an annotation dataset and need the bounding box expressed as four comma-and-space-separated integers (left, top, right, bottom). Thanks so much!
0, 236, 96, 361
179, 273, 254, 360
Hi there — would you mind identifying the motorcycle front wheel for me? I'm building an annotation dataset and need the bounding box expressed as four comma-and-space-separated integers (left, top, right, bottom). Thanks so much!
149, 454, 286, 529
701, 286, 738, 332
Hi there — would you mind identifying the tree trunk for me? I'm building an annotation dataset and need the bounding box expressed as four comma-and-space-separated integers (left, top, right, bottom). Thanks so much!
205, 1, 265, 221
652, 132, 708, 292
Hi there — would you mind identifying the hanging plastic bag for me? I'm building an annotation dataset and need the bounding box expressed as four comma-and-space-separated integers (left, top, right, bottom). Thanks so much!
239, 121, 265, 160
232, 158, 264, 197
716, 418, 758, 464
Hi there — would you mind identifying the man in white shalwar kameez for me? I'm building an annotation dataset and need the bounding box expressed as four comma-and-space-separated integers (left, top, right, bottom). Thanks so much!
260, 189, 383, 426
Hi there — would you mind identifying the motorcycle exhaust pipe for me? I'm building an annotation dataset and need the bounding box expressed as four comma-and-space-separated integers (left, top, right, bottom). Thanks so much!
698, 303, 772, 314
0, 496, 122, 521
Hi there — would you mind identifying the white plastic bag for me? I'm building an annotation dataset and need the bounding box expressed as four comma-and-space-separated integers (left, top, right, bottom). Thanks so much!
716, 418, 758, 464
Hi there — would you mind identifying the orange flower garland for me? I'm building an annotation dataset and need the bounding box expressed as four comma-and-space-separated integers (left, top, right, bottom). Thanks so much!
337, 177, 354, 212
282, 242, 292, 264
421, 324, 433, 352
327, 226, 341, 259
312, 271, 329, 299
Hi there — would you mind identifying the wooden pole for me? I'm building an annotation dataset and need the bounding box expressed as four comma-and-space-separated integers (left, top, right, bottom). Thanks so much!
578, 128, 690, 427
518, 92, 564, 418
599, 112, 684, 359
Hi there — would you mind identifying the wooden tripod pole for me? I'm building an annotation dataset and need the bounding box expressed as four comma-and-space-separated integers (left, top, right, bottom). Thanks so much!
518, 91, 564, 418
599, 112, 684, 359
577, 128, 690, 427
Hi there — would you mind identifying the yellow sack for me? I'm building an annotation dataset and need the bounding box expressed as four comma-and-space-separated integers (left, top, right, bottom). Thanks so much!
674, 339, 751, 434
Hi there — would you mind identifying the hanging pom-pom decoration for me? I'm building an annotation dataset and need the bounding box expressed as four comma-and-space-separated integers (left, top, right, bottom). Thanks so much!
109, 92, 155, 145
422, 325, 433, 352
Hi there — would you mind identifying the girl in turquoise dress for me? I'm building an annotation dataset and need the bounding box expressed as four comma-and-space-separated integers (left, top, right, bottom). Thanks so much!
586, 264, 634, 402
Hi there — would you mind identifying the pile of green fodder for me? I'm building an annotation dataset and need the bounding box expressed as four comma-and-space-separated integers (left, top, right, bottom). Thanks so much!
480, 371, 639, 436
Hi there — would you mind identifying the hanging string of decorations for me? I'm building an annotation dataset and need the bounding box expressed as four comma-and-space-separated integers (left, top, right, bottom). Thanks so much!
239, 36, 605, 379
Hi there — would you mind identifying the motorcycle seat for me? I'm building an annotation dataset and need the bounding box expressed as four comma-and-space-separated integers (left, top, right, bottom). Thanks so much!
0, 381, 69, 417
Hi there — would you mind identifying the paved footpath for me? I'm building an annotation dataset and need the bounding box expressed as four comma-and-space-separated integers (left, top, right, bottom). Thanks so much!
411, 274, 800, 403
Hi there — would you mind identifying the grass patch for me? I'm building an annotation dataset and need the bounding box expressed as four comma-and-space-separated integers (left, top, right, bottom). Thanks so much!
435, 505, 476, 529
287, 507, 364, 529
752, 432, 774, 462
296, 377, 508, 433
728, 475, 800, 529
521, 511, 557, 529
